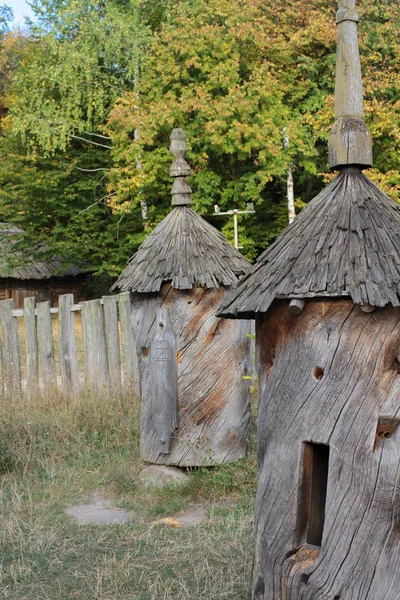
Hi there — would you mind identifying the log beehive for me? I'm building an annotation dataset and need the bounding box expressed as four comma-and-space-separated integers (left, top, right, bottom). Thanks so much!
219, 1, 400, 598
112, 129, 252, 466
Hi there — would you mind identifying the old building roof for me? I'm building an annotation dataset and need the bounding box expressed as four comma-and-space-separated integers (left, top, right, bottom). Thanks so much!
0, 223, 87, 280
219, 1, 400, 318
219, 169, 400, 317
112, 129, 250, 293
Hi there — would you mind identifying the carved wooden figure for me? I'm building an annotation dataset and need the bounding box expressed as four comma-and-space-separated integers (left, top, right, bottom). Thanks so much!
112, 129, 252, 466
219, 2, 400, 598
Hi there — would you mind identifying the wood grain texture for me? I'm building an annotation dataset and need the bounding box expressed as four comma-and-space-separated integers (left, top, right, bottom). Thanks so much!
0, 299, 21, 394
59, 294, 79, 392
81, 299, 108, 391
219, 168, 400, 318
151, 309, 179, 454
24, 296, 38, 387
252, 299, 400, 600
133, 284, 252, 466
102, 295, 121, 389
37, 301, 56, 389
118, 291, 140, 393
328, 0, 372, 168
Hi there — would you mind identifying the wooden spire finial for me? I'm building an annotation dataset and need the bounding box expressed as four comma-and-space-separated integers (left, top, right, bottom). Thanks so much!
170, 128, 192, 206
328, 0, 373, 170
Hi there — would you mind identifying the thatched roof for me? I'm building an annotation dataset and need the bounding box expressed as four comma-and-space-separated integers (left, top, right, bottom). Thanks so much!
219, 168, 400, 318
111, 206, 250, 293
0, 223, 87, 280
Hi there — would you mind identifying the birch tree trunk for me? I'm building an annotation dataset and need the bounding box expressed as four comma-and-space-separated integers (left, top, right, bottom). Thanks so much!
287, 166, 295, 224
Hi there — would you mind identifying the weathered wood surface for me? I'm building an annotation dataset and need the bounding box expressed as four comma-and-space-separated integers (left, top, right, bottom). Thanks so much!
252, 299, 400, 600
133, 284, 252, 466
118, 291, 139, 393
24, 296, 38, 387
36, 301, 56, 388
102, 295, 121, 389
81, 298, 108, 391
0, 299, 21, 394
111, 206, 250, 293
59, 294, 79, 392
0, 292, 142, 395
328, 0, 372, 169
111, 128, 250, 295
151, 308, 179, 454
219, 169, 400, 318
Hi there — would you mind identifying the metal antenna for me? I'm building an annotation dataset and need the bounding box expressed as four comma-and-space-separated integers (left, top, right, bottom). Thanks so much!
328, 0, 372, 170
169, 129, 192, 206
213, 203, 255, 250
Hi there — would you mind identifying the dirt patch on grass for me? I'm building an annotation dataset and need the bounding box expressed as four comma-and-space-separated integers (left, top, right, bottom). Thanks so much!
65, 491, 135, 525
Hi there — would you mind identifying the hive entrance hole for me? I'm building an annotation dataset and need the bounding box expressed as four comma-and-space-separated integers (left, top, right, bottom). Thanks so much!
313, 366, 324, 381
298, 442, 330, 547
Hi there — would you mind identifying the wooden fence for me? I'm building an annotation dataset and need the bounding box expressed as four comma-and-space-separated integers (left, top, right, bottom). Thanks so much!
0, 292, 139, 396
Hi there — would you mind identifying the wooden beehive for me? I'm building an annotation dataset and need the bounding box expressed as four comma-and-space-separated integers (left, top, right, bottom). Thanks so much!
112, 129, 252, 466
219, 1, 400, 598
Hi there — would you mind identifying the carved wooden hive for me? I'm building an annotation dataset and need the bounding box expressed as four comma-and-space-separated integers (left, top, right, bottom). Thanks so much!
112, 129, 252, 466
218, 1, 400, 598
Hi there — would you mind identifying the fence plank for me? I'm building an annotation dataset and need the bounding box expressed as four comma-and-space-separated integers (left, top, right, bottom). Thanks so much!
59, 294, 79, 393
118, 292, 139, 392
37, 301, 56, 389
0, 344, 3, 396
24, 296, 39, 387
102, 295, 121, 389
81, 298, 108, 391
0, 299, 21, 395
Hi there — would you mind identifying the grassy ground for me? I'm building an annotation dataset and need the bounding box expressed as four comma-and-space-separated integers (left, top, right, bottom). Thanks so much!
0, 389, 257, 599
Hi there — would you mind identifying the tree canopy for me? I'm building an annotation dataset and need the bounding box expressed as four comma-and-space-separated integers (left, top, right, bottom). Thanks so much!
0, 0, 399, 279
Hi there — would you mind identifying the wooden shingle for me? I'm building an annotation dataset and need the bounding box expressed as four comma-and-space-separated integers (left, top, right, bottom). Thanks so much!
219, 168, 400, 318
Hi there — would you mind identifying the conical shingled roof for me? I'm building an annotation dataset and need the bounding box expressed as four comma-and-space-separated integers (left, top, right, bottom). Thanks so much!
219, 0, 400, 318
112, 129, 250, 293
111, 205, 250, 293
219, 168, 400, 318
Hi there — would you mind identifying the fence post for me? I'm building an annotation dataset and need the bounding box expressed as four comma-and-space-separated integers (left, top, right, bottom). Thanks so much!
102, 295, 121, 389
0, 344, 3, 396
59, 294, 79, 393
0, 299, 22, 395
24, 296, 39, 389
37, 301, 56, 390
117, 291, 139, 393
81, 298, 108, 392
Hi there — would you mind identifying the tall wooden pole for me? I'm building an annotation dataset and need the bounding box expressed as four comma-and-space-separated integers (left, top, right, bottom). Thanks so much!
328, 0, 372, 170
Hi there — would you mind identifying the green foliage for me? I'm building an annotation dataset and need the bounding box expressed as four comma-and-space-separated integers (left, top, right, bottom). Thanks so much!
0, 127, 145, 276
107, 0, 336, 254
9, 0, 148, 152
1, 0, 400, 272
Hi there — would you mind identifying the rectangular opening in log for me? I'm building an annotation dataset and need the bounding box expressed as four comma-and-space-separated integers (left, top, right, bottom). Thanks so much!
297, 442, 330, 547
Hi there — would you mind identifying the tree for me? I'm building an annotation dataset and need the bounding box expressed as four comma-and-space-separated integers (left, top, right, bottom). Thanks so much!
3, 0, 400, 270
8, 0, 148, 152
107, 0, 337, 257
0, 2, 149, 280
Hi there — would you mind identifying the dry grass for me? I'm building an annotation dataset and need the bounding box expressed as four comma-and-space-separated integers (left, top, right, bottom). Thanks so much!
0, 389, 257, 599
